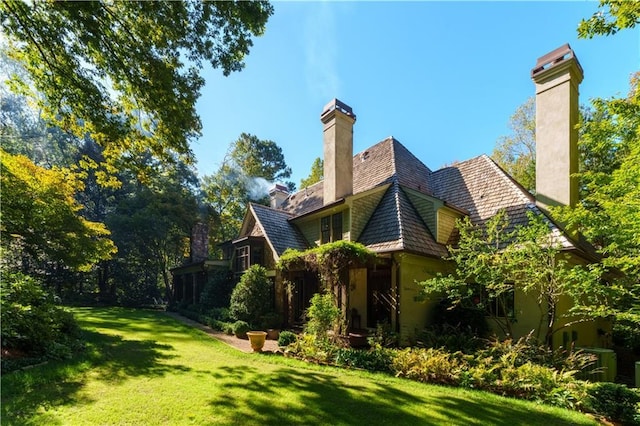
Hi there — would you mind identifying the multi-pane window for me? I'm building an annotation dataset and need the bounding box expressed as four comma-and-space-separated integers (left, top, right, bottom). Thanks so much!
321, 212, 343, 244
471, 283, 515, 318
235, 246, 249, 273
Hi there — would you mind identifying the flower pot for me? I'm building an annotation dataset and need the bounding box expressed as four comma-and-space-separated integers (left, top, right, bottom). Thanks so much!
246, 331, 267, 352
267, 329, 280, 340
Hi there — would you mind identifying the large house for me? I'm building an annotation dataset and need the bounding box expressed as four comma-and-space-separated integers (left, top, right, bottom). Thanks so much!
173, 44, 609, 349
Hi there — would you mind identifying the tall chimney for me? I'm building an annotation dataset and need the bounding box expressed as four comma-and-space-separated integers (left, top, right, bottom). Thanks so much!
269, 183, 289, 209
190, 222, 209, 263
321, 99, 356, 205
531, 44, 583, 210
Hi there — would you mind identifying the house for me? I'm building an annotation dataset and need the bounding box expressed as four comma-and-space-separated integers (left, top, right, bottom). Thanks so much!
174, 44, 610, 349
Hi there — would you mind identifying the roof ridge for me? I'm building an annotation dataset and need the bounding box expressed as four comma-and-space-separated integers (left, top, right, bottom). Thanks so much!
480, 155, 535, 208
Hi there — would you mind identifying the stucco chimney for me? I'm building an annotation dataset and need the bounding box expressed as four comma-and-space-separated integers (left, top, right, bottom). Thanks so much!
321, 99, 356, 205
269, 183, 289, 209
531, 44, 583, 210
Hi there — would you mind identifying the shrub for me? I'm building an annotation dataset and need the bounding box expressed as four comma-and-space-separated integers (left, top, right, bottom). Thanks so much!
585, 382, 640, 425
232, 321, 250, 339
229, 265, 273, 325
278, 330, 297, 347
392, 348, 465, 386
335, 347, 394, 372
1, 272, 81, 360
305, 292, 340, 341
200, 270, 234, 310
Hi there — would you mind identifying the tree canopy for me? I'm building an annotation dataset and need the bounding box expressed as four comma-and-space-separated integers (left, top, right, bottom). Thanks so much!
300, 157, 324, 189
491, 98, 536, 193
0, 149, 116, 271
0, 1, 273, 175
578, 0, 640, 37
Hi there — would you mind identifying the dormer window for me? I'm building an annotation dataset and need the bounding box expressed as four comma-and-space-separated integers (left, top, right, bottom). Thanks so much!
321, 212, 343, 244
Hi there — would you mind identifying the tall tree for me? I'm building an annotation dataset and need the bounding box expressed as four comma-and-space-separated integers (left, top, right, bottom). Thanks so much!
202, 133, 293, 254
300, 157, 324, 189
0, 149, 116, 272
491, 97, 536, 193
0, 1, 273, 175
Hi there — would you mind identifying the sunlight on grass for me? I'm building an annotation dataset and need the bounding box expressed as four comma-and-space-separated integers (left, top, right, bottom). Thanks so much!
1, 307, 598, 425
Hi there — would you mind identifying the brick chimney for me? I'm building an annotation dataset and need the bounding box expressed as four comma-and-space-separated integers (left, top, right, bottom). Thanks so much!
269, 183, 289, 209
190, 222, 209, 263
321, 99, 356, 205
531, 44, 583, 210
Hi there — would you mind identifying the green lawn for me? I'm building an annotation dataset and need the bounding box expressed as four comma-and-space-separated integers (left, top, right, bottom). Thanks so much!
1, 307, 597, 425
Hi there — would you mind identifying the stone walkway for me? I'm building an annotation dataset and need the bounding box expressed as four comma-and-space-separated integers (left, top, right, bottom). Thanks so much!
164, 311, 280, 353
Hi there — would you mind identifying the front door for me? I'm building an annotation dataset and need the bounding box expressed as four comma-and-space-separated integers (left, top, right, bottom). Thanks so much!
367, 268, 392, 327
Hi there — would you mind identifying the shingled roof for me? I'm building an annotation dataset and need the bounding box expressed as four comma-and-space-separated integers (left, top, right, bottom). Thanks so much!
358, 181, 447, 257
430, 155, 575, 249
280, 137, 433, 216
249, 203, 309, 258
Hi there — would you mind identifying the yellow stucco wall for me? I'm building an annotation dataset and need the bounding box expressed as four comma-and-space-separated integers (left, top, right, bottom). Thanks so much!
395, 253, 453, 345
349, 268, 367, 328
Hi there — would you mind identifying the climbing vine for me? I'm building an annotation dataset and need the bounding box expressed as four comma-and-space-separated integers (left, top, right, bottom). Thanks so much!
278, 241, 377, 334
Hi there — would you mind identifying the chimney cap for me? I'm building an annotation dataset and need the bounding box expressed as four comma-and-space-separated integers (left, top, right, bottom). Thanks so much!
321, 98, 356, 121
269, 183, 289, 195
531, 43, 583, 79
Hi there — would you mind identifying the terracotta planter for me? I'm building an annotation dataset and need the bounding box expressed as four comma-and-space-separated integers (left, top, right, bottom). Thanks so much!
266, 329, 280, 340
246, 331, 267, 352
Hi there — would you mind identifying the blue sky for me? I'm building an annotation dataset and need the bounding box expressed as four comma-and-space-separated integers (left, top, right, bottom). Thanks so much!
193, 1, 638, 188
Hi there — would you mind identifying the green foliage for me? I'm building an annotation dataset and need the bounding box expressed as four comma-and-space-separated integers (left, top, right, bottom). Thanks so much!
491, 97, 536, 192
584, 382, 640, 425
231, 320, 250, 339
335, 347, 394, 373
202, 133, 294, 254
612, 315, 640, 353
0, 149, 116, 271
229, 265, 273, 325
304, 292, 341, 341
200, 270, 234, 310
578, 0, 640, 38
1, 272, 81, 368
277, 330, 297, 347
300, 157, 323, 189
0, 1, 273, 175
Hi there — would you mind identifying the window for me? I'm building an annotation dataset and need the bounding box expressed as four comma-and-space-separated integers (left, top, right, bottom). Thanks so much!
321, 216, 331, 244
321, 212, 343, 244
235, 246, 249, 273
471, 284, 515, 318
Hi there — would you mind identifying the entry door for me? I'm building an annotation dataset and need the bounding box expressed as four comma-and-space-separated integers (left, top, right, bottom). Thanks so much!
367, 268, 392, 327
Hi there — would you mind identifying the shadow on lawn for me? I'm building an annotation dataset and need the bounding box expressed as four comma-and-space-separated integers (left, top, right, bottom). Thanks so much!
1, 327, 189, 425
207, 365, 587, 425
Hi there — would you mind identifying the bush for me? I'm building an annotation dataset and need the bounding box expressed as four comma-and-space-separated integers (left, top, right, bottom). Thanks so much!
229, 265, 273, 325
278, 330, 297, 347
392, 348, 465, 386
232, 321, 250, 339
200, 270, 234, 310
305, 292, 340, 341
335, 347, 394, 372
585, 382, 640, 425
1, 272, 81, 361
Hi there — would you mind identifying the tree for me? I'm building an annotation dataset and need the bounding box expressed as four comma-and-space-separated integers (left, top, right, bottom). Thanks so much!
229, 264, 273, 326
491, 98, 536, 193
300, 157, 324, 189
418, 210, 606, 347
202, 133, 294, 253
0, 149, 116, 272
0, 1, 273, 174
578, 0, 640, 38
107, 157, 199, 304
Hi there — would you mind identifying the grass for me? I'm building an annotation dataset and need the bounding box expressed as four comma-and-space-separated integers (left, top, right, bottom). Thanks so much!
1, 307, 598, 425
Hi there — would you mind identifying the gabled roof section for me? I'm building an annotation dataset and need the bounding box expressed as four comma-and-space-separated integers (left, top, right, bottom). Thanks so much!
248, 203, 309, 258
280, 137, 433, 217
358, 181, 447, 257
431, 155, 575, 249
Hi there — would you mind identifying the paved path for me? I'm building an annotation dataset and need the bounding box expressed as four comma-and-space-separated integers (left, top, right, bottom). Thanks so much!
164, 311, 280, 353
